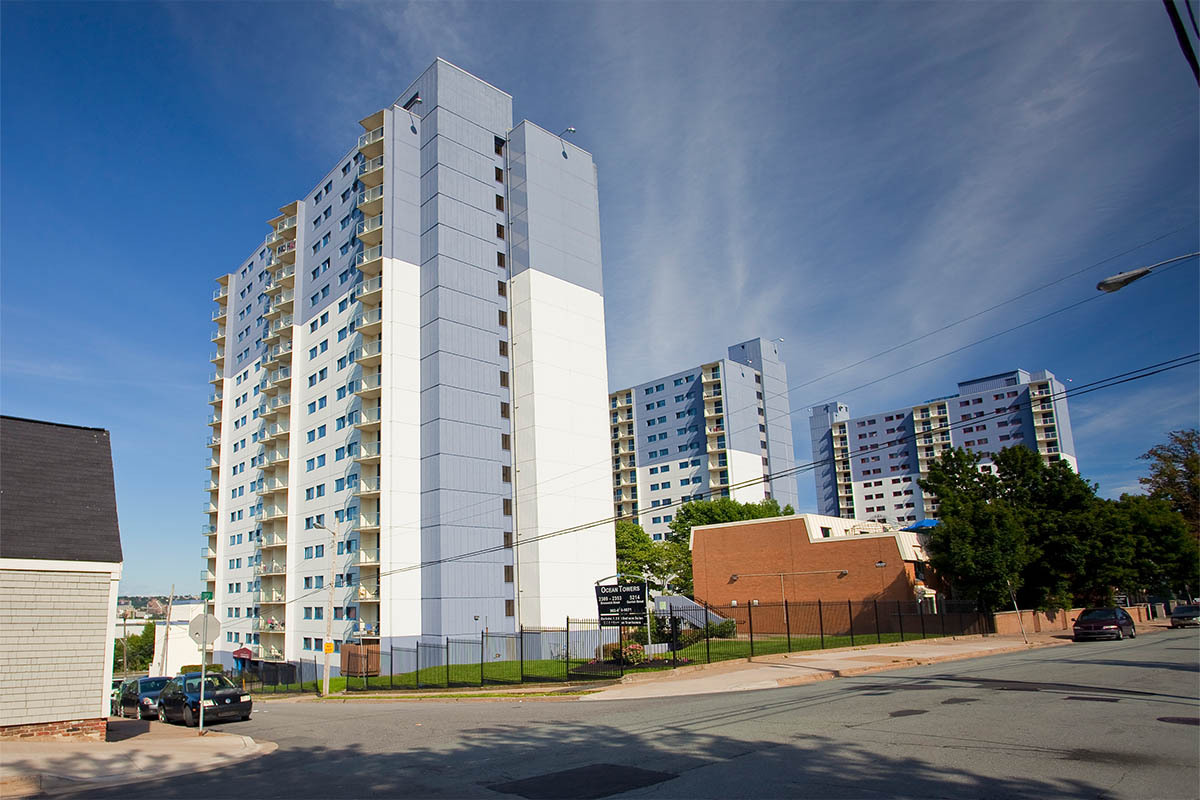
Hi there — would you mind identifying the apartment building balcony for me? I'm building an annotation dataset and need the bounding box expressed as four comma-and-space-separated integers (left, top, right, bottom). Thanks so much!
264, 229, 283, 248
268, 341, 293, 363
356, 244, 383, 276
255, 560, 286, 576
274, 264, 296, 286
200, 568, 215, 582
356, 372, 383, 399
701, 369, 721, 385
265, 366, 292, 392
259, 475, 288, 497
355, 406, 381, 432
358, 155, 384, 186
349, 547, 380, 568
201, 522, 216, 536
358, 125, 384, 158
268, 393, 291, 413
355, 476, 381, 499
703, 401, 722, 418
209, 389, 224, 406
357, 512, 380, 534
352, 306, 383, 336
202, 476, 220, 492
356, 276, 383, 305
201, 545, 216, 559
355, 583, 381, 603
355, 441, 382, 464
261, 532, 287, 551
252, 618, 285, 633
211, 325, 226, 343
263, 448, 289, 469
356, 214, 384, 246
357, 338, 383, 367
274, 240, 297, 264
254, 589, 286, 604
275, 214, 298, 239
265, 289, 294, 319
261, 422, 289, 444
357, 184, 384, 216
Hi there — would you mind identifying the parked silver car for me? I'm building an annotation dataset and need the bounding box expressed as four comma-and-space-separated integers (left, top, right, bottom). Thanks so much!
1169, 604, 1200, 629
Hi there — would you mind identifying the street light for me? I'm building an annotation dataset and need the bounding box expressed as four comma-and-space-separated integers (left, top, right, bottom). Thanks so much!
1097, 252, 1198, 292
729, 569, 849, 604
312, 522, 339, 697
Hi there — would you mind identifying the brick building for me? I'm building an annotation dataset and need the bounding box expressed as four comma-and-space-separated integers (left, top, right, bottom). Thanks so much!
691, 513, 933, 608
0, 416, 123, 740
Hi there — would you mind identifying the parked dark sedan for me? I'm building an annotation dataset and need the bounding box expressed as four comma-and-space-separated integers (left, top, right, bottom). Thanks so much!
1073, 607, 1136, 641
157, 673, 252, 727
119, 676, 171, 719
1169, 604, 1200, 628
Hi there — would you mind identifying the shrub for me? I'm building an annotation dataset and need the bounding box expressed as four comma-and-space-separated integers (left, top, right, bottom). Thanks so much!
621, 642, 646, 665
179, 664, 224, 674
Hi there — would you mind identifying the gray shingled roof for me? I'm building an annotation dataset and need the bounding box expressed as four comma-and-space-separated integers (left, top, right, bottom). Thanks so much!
0, 415, 123, 563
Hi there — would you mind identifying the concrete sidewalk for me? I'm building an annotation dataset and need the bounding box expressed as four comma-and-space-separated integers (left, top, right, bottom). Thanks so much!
0, 718, 275, 798
581, 625, 1171, 701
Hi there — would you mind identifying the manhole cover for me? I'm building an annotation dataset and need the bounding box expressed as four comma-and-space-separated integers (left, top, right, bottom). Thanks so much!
489, 764, 677, 799
1157, 716, 1199, 726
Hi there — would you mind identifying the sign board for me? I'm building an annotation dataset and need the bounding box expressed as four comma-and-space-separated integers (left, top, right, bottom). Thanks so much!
200, 591, 213, 601
595, 582, 646, 627
188, 613, 222, 646
323, 641, 334, 654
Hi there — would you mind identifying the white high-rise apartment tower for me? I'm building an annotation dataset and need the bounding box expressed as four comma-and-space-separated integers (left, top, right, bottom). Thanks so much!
203, 60, 616, 667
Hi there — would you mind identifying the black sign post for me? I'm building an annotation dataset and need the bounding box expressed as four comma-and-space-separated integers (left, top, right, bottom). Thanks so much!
595, 582, 647, 627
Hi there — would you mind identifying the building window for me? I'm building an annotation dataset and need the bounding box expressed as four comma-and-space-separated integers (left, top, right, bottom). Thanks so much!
498, 310, 507, 327
505, 599, 515, 617
504, 565, 513, 583
495, 166, 504, 182
503, 498, 512, 516
503, 531, 513, 548
500, 371, 509, 388
501, 433, 511, 450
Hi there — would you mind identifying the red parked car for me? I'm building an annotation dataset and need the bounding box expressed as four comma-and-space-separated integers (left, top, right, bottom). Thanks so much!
1073, 607, 1136, 641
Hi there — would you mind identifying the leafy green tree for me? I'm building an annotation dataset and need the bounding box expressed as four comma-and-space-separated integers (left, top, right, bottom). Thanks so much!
1139, 429, 1199, 540
920, 448, 1029, 609
615, 520, 656, 580
113, 621, 157, 673
614, 518, 696, 596
1115, 493, 1199, 597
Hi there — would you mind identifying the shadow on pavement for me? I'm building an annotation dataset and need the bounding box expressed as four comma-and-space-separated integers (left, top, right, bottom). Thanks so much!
39, 717, 1119, 799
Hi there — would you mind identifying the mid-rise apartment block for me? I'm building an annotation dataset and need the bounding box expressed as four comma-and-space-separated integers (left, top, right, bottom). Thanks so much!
809, 369, 1076, 526
203, 59, 616, 667
609, 338, 798, 541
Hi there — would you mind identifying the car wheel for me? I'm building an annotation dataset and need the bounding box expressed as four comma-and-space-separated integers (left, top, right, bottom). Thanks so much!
183, 706, 196, 727
1129, 626, 1136, 639
158, 707, 168, 723
241, 713, 251, 721
1115, 628, 1123, 640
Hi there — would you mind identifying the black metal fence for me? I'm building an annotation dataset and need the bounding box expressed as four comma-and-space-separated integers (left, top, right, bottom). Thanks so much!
229, 656, 322, 694
335, 600, 990, 692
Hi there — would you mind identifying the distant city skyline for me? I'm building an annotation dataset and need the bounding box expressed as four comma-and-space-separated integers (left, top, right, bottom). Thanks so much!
2, 2, 1196, 594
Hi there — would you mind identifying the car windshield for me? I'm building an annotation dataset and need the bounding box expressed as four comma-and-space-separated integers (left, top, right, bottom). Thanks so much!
140, 678, 169, 692
1078, 609, 1116, 621
1173, 605, 1199, 614
183, 675, 236, 693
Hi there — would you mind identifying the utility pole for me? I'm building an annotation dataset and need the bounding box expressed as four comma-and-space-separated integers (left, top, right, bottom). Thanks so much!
159, 586, 175, 675
122, 613, 128, 678
314, 524, 337, 697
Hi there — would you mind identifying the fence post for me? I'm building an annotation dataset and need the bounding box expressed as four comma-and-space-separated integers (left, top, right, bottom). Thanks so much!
618, 624, 624, 678
671, 616, 679, 668
704, 603, 711, 664
445, 638, 451, 688
480, 632, 485, 686
847, 600, 855, 647
565, 618, 570, 680
874, 599, 882, 644
389, 646, 394, 690
898, 600, 905, 642
919, 602, 927, 639
416, 641, 421, 689
940, 603, 947, 638
818, 599, 825, 649
748, 602, 755, 658
519, 626, 525, 684
784, 600, 792, 652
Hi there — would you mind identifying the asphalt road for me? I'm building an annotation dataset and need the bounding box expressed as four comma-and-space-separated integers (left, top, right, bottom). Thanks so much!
68, 630, 1199, 799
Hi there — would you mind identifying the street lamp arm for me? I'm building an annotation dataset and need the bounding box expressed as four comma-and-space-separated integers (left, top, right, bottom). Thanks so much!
1097, 252, 1199, 293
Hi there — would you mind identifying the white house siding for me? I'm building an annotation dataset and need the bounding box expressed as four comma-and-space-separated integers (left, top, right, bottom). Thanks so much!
0, 562, 120, 727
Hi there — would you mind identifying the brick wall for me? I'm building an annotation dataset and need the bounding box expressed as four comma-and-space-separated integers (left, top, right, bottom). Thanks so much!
0, 568, 113, 727
0, 717, 107, 740
692, 516, 922, 606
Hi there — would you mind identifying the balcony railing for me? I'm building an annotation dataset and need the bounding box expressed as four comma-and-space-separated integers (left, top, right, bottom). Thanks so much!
358, 155, 384, 177
356, 441, 382, 459
356, 214, 383, 238
211, 326, 225, 342
353, 308, 383, 330
274, 240, 296, 260
356, 245, 383, 269
211, 308, 226, 321
274, 264, 295, 282
358, 126, 384, 151
357, 184, 384, 209
254, 589, 286, 604
201, 546, 215, 558
212, 286, 229, 301
358, 513, 381, 531
270, 315, 293, 334
357, 373, 383, 392
253, 618, 286, 633
269, 393, 291, 412
352, 547, 381, 566
276, 215, 297, 235
255, 561, 286, 576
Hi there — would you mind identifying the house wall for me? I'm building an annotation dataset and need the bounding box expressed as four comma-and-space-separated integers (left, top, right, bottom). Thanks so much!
0, 559, 121, 738
692, 516, 919, 607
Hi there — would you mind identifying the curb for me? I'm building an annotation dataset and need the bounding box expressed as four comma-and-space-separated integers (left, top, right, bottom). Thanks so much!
0, 733, 277, 799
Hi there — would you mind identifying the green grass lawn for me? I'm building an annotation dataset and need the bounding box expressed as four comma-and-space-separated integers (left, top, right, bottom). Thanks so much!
247, 628, 961, 695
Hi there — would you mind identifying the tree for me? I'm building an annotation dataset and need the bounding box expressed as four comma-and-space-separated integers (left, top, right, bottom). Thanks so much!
1139, 429, 1199, 540
920, 447, 1029, 610
614, 519, 696, 596
615, 520, 656, 580
113, 621, 157, 674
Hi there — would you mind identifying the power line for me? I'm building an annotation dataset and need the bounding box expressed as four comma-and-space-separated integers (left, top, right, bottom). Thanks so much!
276, 352, 1199, 610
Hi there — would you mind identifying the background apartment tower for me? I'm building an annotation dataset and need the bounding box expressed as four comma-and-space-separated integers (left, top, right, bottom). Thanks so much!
609, 338, 798, 541
203, 60, 615, 668
809, 369, 1077, 526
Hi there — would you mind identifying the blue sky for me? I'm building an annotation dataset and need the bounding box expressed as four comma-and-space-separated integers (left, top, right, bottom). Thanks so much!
2, 2, 1196, 596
